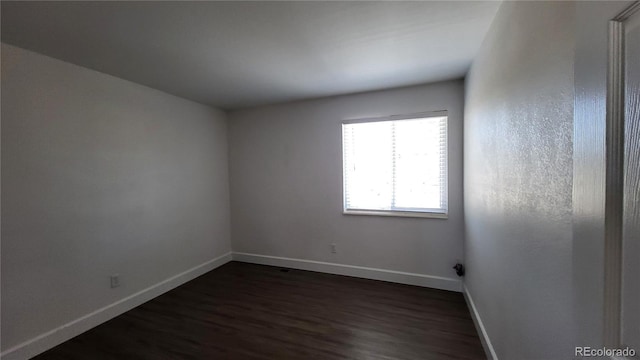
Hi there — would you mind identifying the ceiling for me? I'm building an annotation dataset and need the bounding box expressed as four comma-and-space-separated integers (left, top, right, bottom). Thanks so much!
1, 1, 500, 110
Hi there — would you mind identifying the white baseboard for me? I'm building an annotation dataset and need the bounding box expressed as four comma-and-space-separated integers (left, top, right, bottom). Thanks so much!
1, 252, 232, 360
232, 252, 462, 292
463, 284, 498, 360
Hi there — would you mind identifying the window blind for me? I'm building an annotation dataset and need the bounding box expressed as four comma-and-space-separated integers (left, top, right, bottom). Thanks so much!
342, 115, 447, 214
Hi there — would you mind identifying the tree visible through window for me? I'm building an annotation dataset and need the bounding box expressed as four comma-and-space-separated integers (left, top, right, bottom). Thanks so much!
342, 113, 448, 217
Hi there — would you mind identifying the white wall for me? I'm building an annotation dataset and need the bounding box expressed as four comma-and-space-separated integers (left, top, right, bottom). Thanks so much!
1, 44, 231, 354
228, 80, 464, 285
464, 2, 574, 359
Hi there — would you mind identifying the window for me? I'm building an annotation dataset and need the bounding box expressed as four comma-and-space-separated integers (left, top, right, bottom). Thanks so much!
342, 112, 447, 218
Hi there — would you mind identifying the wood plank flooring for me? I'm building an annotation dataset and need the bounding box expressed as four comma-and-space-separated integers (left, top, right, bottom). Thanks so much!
34, 262, 485, 360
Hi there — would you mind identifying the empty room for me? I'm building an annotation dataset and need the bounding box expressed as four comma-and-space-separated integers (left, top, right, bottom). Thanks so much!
1, 1, 639, 359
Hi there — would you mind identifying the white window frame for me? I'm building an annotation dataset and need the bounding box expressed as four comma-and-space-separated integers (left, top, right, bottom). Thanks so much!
341, 110, 448, 219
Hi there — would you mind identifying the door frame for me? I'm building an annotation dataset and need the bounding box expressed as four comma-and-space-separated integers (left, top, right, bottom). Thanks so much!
604, 1, 640, 348
574, 0, 640, 350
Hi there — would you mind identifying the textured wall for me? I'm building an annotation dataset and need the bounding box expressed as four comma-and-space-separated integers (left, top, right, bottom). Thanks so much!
228, 81, 464, 282
1, 44, 231, 351
464, 2, 575, 359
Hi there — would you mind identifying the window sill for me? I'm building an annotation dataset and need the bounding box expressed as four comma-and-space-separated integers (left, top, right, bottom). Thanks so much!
342, 209, 448, 219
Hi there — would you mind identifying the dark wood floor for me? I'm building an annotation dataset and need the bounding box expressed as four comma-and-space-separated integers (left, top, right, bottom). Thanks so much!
34, 262, 485, 360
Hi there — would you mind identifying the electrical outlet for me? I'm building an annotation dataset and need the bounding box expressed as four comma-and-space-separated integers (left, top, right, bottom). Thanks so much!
331, 243, 337, 254
110, 274, 120, 288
